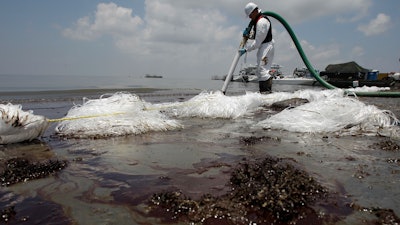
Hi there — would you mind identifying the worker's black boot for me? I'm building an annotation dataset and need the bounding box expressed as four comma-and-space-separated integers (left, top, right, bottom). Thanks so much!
259, 77, 272, 94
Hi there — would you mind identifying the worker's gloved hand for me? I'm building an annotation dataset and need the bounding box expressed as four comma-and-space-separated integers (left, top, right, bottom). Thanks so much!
243, 27, 251, 38
238, 48, 247, 56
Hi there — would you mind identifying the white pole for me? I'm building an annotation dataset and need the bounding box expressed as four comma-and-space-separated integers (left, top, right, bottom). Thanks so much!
221, 37, 248, 94
221, 52, 241, 94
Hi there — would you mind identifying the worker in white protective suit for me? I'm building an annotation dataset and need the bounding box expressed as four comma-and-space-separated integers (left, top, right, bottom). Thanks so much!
239, 2, 275, 93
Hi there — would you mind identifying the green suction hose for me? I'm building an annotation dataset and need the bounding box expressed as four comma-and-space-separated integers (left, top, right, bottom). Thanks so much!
263, 11, 400, 97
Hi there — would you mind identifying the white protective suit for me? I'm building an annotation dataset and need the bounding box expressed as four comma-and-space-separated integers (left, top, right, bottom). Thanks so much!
246, 16, 275, 82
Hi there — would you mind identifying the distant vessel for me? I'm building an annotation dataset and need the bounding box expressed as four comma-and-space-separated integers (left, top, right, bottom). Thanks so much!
145, 74, 163, 78
233, 64, 317, 86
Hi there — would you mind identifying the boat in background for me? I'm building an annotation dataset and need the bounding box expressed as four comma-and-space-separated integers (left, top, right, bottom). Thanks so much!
232, 64, 318, 86
145, 74, 163, 78
320, 61, 396, 88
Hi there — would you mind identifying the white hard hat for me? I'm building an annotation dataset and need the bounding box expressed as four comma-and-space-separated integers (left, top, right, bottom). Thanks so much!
245, 2, 258, 17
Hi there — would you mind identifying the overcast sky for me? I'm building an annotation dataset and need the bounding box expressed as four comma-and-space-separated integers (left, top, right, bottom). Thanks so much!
1, 0, 399, 78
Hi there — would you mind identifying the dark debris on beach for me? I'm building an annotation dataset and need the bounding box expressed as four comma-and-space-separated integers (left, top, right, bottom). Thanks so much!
239, 135, 281, 146
0, 158, 68, 187
370, 139, 400, 151
0, 206, 16, 223
147, 153, 400, 225
269, 98, 309, 111
0, 158, 69, 224
148, 156, 330, 224
350, 204, 400, 225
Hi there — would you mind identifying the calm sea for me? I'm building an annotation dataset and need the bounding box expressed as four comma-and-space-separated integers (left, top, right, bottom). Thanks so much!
0, 74, 325, 98
0, 74, 228, 92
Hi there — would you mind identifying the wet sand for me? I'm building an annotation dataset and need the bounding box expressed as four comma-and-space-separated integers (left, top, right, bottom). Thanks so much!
1, 83, 400, 224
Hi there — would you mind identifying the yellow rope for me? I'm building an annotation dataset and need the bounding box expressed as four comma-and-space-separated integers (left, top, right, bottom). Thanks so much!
144, 104, 181, 111
47, 112, 125, 123
143, 100, 203, 111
